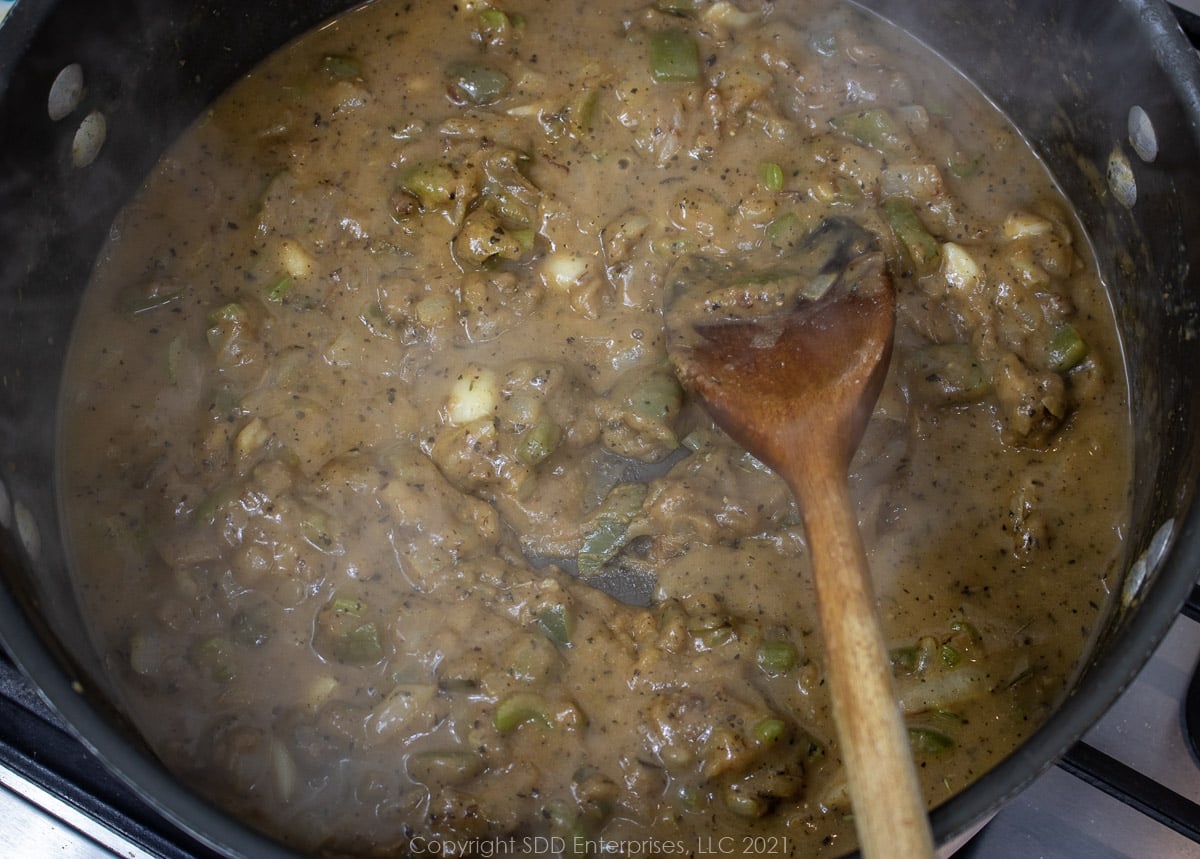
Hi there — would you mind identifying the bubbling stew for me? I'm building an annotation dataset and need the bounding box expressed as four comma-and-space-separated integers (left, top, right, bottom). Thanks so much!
60, 0, 1131, 855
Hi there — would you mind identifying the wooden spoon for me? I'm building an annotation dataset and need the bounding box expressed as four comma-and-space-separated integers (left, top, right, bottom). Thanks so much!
664, 232, 935, 859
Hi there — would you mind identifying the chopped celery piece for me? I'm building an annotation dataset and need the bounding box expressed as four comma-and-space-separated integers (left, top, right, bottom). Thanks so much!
164, 335, 186, 385
765, 211, 803, 248
891, 644, 921, 674
650, 29, 701, 83
494, 691, 553, 732
300, 507, 338, 553
941, 643, 962, 667
192, 483, 240, 525
909, 726, 955, 756
1047, 323, 1087, 372
906, 343, 993, 404
332, 596, 366, 616
950, 620, 982, 645
208, 302, 249, 327
321, 54, 362, 80
447, 62, 510, 105
231, 605, 272, 647
882, 197, 940, 272
517, 420, 563, 465
539, 88, 600, 140
831, 108, 910, 159
757, 161, 784, 191
537, 604, 574, 646
723, 784, 769, 818
892, 635, 940, 675
400, 163, 457, 209
948, 153, 984, 178
266, 276, 292, 302
756, 639, 798, 674
191, 637, 237, 683
478, 8, 510, 32
510, 228, 536, 254
577, 483, 649, 576
333, 621, 384, 665
625, 369, 684, 421
656, 0, 699, 14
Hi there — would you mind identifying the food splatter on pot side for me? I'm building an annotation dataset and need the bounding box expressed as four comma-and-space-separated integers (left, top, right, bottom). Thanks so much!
58, 0, 1131, 855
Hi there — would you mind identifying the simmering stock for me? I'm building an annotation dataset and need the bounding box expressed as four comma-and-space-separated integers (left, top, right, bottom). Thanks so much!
60, 0, 1131, 855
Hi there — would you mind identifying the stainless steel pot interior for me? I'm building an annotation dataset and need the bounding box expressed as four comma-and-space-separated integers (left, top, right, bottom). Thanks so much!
1, 1, 1199, 857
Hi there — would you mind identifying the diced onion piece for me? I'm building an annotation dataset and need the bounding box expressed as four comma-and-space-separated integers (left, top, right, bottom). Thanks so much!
542, 253, 590, 291
446, 365, 499, 425
128, 631, 161, 676
415, 294, 456, 327
941, 242, 981, 293
373, 684, 437, 738
1002, 211, 1054, 240
235, 417, 272, 460
305, 676, 339, 711
271, 738, 299, 802
277, 238, 317, 279
703, 1, 761, 30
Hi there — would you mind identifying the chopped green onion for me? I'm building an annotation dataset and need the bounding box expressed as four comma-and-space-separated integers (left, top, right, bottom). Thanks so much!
757, 161, 785, 191
650, 29, 701, 83
753, 717, 788, 745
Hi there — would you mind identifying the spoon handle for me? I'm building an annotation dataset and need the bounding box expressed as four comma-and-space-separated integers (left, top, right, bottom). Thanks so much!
786, 460, 935, 859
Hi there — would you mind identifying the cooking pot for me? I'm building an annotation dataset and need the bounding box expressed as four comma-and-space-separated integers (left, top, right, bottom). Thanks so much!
1, 0, 1199, 856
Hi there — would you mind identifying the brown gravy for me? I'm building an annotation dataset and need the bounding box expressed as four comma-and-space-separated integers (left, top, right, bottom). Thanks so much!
60, 0, 1131, 855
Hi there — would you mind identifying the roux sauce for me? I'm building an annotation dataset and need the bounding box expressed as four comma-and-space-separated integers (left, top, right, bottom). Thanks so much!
59, 0, 1131, 855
